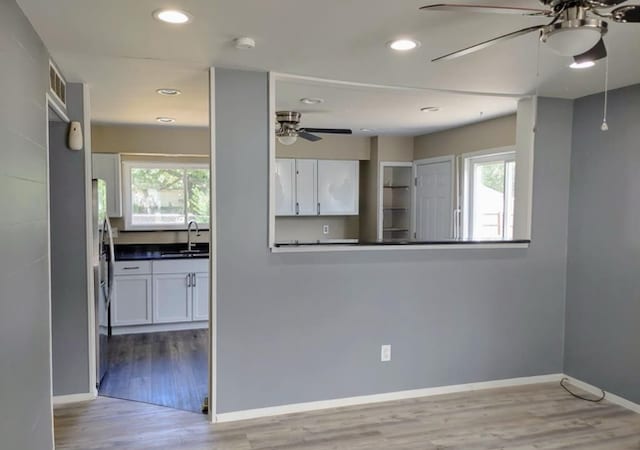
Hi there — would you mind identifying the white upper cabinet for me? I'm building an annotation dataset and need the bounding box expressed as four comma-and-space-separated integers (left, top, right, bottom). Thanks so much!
295, 159, 318, 216
92, 153, 122, 217
317, 160, 359, 215
275, 158, 296, 216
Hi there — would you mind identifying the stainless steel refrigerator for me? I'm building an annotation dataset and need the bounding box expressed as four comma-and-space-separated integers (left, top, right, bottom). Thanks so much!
92, 179, 115, 388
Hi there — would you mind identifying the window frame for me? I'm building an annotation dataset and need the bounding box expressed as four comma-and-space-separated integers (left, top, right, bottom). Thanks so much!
122, 160, 210, 231
462, 147, 516, 241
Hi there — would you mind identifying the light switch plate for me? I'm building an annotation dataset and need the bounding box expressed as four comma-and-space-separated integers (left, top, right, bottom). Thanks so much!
381, 345, 391, 362
111, 227, 119, 238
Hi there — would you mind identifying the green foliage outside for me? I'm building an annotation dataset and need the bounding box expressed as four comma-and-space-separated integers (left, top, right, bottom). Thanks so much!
131, 167, 209, 223
479, 163, 505, 193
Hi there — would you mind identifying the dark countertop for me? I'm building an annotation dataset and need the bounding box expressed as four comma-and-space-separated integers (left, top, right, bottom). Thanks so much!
114, 243, 210, 261
274, 239, 531, 248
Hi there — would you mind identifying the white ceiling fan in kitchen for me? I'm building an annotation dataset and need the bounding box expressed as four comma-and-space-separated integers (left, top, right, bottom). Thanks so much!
422, 0, 640, 64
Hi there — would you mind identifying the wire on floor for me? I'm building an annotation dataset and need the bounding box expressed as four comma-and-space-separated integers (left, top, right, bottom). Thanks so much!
560, 377, 605, 403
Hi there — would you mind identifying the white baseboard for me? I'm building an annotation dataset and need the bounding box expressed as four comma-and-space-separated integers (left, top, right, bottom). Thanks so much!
215, 373, 563, 423
111, 321, 208, 335
562, 375, 640, 414
53, 392, 97, 407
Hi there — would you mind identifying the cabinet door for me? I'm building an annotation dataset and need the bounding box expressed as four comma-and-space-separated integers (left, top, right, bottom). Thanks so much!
153, 273, 192, 323
275, 159, 296, 216
295, 159, 317, 216
192, 272, 209, 321
92, 153, 122, 217
317, 160, 359, 215
111, 275, 152, 326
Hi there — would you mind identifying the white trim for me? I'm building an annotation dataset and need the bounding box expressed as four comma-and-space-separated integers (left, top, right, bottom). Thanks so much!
462, 147, 517, 241
46, 93, 70, 123
562, 376, 640, 414
82, 84, 98, 397
216, 374, 562, 423
268, 73, 277, 250
52, 393, 97, 408
110, 321, 208, 335
411, 156, 456, 241
208, 67, 217, 423
45, 95, 55, 450
272, 242, 530, 253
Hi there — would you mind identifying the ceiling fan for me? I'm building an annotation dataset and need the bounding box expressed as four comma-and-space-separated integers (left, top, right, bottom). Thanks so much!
421, 0, 640, 63
275, 111, 352, 145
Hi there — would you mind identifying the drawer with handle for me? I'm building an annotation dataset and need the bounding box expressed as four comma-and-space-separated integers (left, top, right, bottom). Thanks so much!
114, 261, 152, 275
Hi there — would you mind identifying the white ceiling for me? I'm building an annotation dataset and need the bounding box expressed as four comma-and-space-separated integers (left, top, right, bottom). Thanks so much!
276, 78, 518, 136
17, 0, 640, 128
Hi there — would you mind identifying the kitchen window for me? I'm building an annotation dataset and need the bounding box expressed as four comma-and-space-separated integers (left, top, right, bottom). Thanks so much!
122, 161, 210, 230
463, 150, 516, 241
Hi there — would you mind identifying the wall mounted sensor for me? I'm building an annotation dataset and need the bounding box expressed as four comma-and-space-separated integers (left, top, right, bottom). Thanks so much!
68, 121, 83, 150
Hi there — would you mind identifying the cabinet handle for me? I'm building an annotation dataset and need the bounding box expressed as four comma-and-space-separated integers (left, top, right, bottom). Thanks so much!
295, 202, 299, 215
186, 273, 191, 287
192, 273, 197, 287
317, 202, 320, 215
123, 266, 139, 270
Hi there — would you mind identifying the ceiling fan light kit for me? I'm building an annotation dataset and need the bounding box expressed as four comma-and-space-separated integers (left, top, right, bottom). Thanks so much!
421, 0, 639, 62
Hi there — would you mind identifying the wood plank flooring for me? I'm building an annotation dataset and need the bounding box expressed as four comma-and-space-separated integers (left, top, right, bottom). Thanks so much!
55, 382, 640, 449
98, 330, 208, 413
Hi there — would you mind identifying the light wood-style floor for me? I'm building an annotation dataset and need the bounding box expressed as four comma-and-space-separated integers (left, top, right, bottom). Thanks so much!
54, 382, 640, 450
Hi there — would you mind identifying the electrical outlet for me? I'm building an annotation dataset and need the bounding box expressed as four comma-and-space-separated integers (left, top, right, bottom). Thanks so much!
381, 345, 391, 362
322, 224, 329, 235
111, 227, 119, 238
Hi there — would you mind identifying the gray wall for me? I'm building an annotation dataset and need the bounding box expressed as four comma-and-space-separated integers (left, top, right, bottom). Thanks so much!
565, 84, 640, 403
215, 69, 573, 414
49, 83, 90, 395
0, 0, 54, 448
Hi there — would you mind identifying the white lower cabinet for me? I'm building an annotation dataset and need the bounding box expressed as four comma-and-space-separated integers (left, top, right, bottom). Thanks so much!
112, 275, 153, 326
153, 273, 192, 323
111, 259, 209, 331
192, 272, 209, 321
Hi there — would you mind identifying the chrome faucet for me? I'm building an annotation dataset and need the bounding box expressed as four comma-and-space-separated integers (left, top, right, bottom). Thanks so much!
187, 220, 200, 252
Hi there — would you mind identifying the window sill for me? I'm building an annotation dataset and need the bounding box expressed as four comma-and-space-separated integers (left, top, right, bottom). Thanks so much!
271, 240, 530, 253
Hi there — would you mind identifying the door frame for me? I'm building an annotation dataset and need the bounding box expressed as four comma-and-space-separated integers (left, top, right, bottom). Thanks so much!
460, 146, 516, 240
208, 68, 218, 422
411, 155, 456, 241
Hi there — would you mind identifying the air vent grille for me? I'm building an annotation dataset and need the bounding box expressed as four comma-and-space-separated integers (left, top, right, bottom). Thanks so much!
49, 62, 66, 106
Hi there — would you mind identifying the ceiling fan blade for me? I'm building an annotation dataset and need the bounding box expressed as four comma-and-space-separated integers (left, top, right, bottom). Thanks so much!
432, 25, 544, 62
574, 38, 607, 64
301, 128, 353, 135
420, 3, 551, 16
298, 131, 323, 142
611, 5, 640, 22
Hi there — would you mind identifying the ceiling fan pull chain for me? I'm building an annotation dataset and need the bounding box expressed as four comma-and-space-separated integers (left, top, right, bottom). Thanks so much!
601, 56, 609, 132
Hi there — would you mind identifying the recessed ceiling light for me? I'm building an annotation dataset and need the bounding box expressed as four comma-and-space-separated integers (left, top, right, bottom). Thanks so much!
156, 88, 182, 96
360, 128, 375, 132
388, 39, 420, 51
570, 61, 596, 69
300, 98, 324, 105
156, 117, 176, 124
420, 106, 440, 112
153, 9, 192, 24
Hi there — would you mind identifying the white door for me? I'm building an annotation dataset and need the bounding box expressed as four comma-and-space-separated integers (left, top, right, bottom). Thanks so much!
153, 273, 192, 323
192, 272, 209, 321
274, 159, 295, 216
295, 159, 317, 216
317, 160, 359, 215
111, 275, 152, 326
414, 159, 453, 241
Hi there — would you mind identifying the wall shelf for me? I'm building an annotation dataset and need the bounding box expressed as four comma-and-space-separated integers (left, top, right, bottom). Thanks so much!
379, 162, 414, 241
